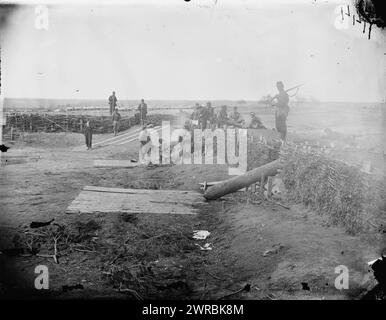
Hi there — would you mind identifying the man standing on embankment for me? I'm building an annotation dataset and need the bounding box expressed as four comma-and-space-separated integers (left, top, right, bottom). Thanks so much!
84, 120, 92, 150
108, 91, 117, 115
138, 99, 148, 125
272, 81, 289, 141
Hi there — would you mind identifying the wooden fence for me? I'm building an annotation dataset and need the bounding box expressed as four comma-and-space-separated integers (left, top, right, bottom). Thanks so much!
3, 112, 141, 135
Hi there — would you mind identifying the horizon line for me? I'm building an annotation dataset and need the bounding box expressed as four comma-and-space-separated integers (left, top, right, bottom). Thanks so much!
2, 97, 385, 105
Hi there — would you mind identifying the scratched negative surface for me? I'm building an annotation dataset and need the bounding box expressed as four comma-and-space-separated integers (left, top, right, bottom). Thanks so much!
66, 186, 207, 215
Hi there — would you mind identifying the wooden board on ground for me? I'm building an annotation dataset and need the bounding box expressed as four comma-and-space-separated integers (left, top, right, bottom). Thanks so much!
94, 160, 138, 168
66, 186, 207, 215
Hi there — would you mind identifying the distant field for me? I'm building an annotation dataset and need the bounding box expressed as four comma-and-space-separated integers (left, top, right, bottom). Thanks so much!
3, 98, 260, 113
3, 98, 386, 149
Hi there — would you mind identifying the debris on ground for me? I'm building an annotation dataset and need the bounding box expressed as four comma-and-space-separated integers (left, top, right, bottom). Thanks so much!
265, 293, 277, 300
301, 282, 310, 290
263, 243, 285, 257
193, 230, 210, 240
217, 283, 251, 300
30, 218, 55, 229
62, 284, 84, 292
195, 243, 213, 251
267, 200, 290, 210
0, 248, 25, 256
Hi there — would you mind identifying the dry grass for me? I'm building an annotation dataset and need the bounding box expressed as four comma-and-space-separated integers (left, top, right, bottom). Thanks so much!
247, 129, 281, 170
281, 144, 386, 235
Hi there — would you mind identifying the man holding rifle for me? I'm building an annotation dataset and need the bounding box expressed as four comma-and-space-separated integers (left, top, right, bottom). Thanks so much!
270, 81, 305, 141
272, 81, 290, 141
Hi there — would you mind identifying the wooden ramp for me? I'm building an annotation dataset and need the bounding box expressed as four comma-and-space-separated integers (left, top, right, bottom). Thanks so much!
94, 160, 138, 168
72, 126, 142, 151
72, 125, 162, 151
66, 186, 207, 215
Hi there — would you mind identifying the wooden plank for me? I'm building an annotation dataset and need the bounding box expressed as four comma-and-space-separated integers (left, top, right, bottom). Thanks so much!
94, 160, 138, 168
116, 126, 162, 145
72, 126, 142, 151
66, 186, 206, 215
84, 185, 205, 198
92, 127, 142, 146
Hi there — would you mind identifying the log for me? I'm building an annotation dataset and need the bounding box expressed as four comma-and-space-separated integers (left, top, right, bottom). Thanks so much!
204, 159, 282, 200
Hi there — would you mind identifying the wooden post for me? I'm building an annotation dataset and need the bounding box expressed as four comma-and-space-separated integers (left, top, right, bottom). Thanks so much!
260, 172, 265, 196
10, 126, 14, 141
267, 176, 273, 199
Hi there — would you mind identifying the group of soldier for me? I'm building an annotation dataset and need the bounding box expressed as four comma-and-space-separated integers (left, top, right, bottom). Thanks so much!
84, 92, 149, 149
108, 91, 147, 122
187, 103, 266, 131
85, 81, 290, 149
186, 81, 290, 141
108, 91, 148, 134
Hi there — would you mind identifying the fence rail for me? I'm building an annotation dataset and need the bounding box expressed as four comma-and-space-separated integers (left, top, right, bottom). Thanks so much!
3, 112, 141, 135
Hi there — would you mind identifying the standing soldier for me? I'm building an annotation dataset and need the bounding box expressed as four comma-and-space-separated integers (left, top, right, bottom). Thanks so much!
272, 81, 290, 141
108, 91, 117, 115
138, 99, 148, 125
199, 104, 208, 130
112, 108, 121, 136
84, 120, 93, 150
190, 103, 200, 129
217, 105, 228, 129
206, 102, 215, 129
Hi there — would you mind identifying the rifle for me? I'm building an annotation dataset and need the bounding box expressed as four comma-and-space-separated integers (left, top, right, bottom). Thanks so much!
270, 83, 305, 103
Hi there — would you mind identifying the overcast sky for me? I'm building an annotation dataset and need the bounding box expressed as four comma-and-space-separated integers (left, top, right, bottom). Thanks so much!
1, 0, 385, 102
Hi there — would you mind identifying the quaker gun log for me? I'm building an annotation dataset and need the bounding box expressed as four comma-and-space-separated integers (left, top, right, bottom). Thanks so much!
203, 159, 282, 200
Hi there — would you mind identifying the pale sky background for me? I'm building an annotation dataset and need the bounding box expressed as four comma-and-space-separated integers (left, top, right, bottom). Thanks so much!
1, 0, 385, 102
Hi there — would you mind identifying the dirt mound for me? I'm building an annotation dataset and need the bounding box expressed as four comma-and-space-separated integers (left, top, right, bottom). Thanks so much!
281, 143, 386, 236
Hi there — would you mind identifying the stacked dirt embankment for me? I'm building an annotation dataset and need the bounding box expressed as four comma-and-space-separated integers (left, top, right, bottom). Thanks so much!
280, 143, 386, 237
246, 129, 281, 170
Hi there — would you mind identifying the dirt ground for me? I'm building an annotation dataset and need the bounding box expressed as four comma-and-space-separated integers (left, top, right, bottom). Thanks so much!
0, 109, 384, 300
